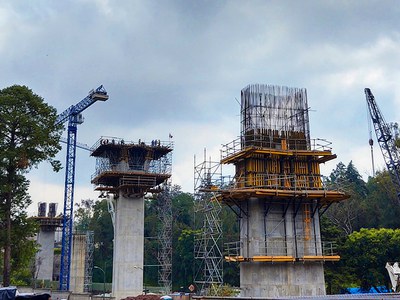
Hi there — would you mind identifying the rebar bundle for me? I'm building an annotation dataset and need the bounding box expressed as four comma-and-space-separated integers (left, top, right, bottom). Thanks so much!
241, 84, 311, 149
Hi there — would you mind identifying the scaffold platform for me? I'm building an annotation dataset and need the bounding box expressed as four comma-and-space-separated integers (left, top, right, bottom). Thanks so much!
91, 136, 173, 196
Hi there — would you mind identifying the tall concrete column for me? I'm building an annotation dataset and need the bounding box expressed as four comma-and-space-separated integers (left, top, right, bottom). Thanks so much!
112, 193, 144, 300
36, 230, 56, 281
239, 198, 325, 297
35, 214, 62, 283
70, 234, 87, 293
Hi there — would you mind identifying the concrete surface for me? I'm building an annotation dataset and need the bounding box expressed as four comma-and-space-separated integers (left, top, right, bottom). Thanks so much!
112, 193, 145, 300
36, 230, 56, 281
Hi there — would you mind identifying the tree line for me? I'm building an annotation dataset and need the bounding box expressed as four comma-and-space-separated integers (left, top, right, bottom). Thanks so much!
323, 161, 400, 293
1, 85, 400, 293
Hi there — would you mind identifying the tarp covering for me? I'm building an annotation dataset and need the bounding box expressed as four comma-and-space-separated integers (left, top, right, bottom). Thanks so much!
0, 287, 17, 300
16, 294, 51, 300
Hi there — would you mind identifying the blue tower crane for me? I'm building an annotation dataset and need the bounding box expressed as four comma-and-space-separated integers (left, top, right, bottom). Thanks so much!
365, 88, 400, 202
56, 85, 109, 290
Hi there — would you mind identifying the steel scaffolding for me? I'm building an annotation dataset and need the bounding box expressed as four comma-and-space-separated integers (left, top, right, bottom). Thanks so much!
84, 230, 94, 292
91, 136, 173, 196
194, 155, 224, 295
157, 184, 172, 294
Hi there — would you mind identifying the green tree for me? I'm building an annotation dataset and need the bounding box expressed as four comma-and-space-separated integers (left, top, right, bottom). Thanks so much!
363, 170, 400, 229
90, 199, 113, 283
173, 229, 197, 290
74, 198, 114, 284
325, 161, 366, 235
172, 192, 194, 228
321, 216, 354, 294
74, 199, 95, 231
221, 206, 239, 286
9, 217, 38, 285
0, 85, 62, 286
341, 228, 400, 291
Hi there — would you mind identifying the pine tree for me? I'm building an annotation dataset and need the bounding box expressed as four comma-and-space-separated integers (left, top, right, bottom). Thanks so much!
0, 85, 63, 286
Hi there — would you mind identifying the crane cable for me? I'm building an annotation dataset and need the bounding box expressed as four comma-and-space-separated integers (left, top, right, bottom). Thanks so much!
367, 99, 375, 176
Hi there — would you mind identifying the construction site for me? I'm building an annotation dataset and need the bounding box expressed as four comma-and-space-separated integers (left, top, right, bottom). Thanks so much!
23, 84, 400, 300
194, 84, 351, 298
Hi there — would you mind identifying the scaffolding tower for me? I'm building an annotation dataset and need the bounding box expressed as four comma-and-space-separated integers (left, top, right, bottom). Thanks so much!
84, 230, 94, 292
194, 155, 224, 295
157, 184, 172, 294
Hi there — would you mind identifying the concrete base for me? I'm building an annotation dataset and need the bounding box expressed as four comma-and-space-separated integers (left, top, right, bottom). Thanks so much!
112, 194, 144, 300
35, 230, 55, 281
238, 197, 326, 297
240, 262, 326, 297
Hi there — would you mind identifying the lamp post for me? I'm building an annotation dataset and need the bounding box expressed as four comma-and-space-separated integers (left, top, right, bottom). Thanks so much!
94, 266, 105, 300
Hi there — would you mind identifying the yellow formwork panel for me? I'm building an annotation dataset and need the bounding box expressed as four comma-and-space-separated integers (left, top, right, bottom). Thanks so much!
225, 255, 340, 263
224, 256, 245, 262
237, 152, 329, 190
303, 204, 311, 241
252, 256, 295, 262
221, 147, 336, 165
215, 188, 350, 206
223, 144, 345, 197
300, 255, 340, 262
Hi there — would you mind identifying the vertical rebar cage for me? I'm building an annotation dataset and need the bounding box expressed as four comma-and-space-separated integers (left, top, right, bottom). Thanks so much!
241, 84, 311, 150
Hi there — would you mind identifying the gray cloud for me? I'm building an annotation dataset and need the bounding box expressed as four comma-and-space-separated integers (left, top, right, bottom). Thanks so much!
1, 0, 400, 213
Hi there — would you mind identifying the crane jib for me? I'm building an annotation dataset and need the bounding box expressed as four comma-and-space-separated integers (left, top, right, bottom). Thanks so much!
56, 85, 108, 125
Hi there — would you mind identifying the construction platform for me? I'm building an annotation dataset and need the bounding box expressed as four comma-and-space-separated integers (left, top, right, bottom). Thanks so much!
90, 137, 173, 195
204, 135, 349, 212
32, 216, 63, 231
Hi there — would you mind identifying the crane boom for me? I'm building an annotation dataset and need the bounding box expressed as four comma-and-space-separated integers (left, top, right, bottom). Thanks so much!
57, 85, 108, 291
365, 88, 400, 201
56, 85, 108, 125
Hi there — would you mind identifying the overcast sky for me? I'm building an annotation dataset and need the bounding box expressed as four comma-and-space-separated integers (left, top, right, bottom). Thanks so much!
2, 0, 400, 215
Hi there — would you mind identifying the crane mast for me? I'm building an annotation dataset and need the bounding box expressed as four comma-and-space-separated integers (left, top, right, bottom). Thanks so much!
365, 88, 400, 201
56, 85, 108, 290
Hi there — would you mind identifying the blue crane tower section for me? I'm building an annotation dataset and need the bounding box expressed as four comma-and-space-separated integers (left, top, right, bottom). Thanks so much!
56, 85, 109, 290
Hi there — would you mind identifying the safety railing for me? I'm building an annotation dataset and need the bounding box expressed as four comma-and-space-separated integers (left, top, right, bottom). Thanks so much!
119, 176, 157, 188
221, 136, 333, 160
91, 136, 173, 152
224, 236, 339, 260
218, 173, 345, 193
91, 161, 171, 181
91, 136, 173, 181
322, 241, 339, 256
